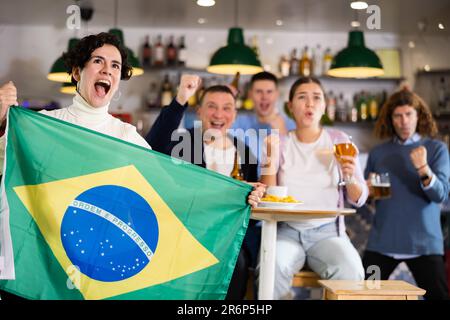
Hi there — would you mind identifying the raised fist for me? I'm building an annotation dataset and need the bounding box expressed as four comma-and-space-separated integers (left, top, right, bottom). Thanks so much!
176, 74, 201, 106
0, 81, 18, 122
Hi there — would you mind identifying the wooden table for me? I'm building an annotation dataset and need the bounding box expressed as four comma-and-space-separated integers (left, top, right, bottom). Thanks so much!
319, 280, 426, 300
251, 206, 355, 300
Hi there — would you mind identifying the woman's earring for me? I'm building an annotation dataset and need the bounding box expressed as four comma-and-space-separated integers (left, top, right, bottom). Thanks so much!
112, 90, 122, 101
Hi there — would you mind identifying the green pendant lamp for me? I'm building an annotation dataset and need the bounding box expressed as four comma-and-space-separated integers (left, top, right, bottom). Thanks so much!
328, 30, 384, 78
207, 0, 263, 75
108, 28, 143, 77
47, 38, 80, 82
207, 27, 263, 75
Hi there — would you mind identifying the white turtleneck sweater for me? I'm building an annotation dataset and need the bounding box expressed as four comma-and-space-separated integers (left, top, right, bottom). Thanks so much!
0, 93, 151, 175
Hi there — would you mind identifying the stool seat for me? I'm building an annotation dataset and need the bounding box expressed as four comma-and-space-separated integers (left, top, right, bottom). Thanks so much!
319, 280, 426, 300
292, 270, 321, 288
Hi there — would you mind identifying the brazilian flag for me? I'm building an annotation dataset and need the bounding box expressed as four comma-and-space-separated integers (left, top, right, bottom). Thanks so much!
0, 107, 251, 300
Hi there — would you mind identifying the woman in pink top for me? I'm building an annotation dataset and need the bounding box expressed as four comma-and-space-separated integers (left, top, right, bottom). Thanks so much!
260, 77, 368, 299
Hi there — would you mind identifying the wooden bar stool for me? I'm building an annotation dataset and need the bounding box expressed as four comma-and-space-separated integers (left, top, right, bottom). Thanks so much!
292, 270, 321, 288
319, 280, 426, 300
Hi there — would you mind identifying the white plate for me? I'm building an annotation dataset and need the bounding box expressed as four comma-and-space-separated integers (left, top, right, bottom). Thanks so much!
258, 201, 303, 209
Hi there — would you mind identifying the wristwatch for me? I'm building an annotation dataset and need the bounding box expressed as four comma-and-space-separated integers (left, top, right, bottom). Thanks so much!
420, 173, 430, 182
420, 167, 432, 182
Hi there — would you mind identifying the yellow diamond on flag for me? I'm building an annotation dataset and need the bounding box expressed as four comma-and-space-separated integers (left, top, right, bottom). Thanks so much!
13, 165, 219, 300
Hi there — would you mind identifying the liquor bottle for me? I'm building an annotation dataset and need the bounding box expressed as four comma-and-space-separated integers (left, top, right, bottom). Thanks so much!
145, 82, 159, 108
242, 81, 254, 110
323, 48, 333, 76
358, 91, 368, 121
160, 74, 173, 106
313, 44, 323, 77
230, 72, 241, 98
142, 35, 152, 68
178, 36, 187, 66
153, 35, 165, 67
369, 94, 379, 121
336, 93, 347, 122
289, 49, 299, 76
279, 55, 290, 78
326, 91, 336, 122
231, 150, 244, 181
299, 46, 311, 77
166, 35, 177, 66
351, 93, 359, 123
187, 91, 197, 108
195, 77, 206, 105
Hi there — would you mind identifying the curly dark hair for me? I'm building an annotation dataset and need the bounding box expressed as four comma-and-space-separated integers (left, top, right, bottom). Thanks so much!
62, 32, 133, 85
375, 88, 438, 139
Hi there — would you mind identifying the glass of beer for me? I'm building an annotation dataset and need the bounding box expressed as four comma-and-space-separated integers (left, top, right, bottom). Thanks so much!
333, 136, 357, 186
369, 172, 392, 199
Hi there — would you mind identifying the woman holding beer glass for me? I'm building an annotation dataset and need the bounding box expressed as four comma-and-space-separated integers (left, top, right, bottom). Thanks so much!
260, 77, 368, 300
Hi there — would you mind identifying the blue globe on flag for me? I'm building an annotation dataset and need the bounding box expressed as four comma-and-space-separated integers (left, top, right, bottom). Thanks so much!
61, 185, 159, 282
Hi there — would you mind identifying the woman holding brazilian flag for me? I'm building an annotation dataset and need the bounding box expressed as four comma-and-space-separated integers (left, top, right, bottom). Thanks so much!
0, 32, 265, 300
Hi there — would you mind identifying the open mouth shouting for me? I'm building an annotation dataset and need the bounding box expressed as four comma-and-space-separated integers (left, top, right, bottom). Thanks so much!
210, 120, 226, 130
94, 79, 111, 98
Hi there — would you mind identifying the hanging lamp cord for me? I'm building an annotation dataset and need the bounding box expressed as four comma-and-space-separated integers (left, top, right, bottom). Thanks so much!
234, 0, 238, 27
114, 0, 118, 28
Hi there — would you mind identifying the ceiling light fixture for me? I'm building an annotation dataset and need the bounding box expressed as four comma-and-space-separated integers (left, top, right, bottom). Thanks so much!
350, 1, 369, 10
328, 30, 384, 78
438, 23, 445, 30
276, 20, 283, 26
207, 0, 263, 75
47, 38, 80, 82
197, 0, 215, 7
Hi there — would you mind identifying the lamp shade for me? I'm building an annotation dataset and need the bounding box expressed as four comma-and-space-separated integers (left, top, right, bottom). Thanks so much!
60, 82, 77, 95
328, 30, 384, 78
108, 28, 143, 76
207, 28, 263, 75
47, 38, 80, 82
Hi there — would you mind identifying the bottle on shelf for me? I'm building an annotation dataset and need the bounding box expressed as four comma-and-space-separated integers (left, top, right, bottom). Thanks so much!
178, 35, 187, 67
369, 94, 379, 121
166, 35, 177, 67
279, 55, 290, 78
336, 93, 347, 122
231, 150, 244, 181
322, 48, 333, 76
145, 82, 159, 108
299, 46, 311, 77
229, 72, 241, 98
357, 91, 368, 121
153, 35, 165, 67
289, 48, 299, 76
326, 91, 336, 122
188, 90, 197, 108
242, 81, 254, 110
351, 93, 359, 123
313, 44, 322, 77
196, 77, 206, 106
160, 74, 173, 106
142, 35, 152, 68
